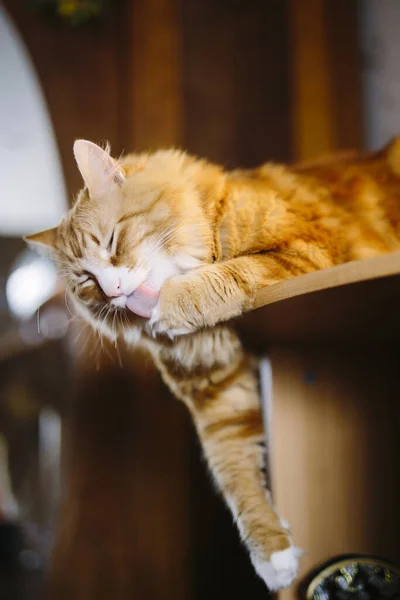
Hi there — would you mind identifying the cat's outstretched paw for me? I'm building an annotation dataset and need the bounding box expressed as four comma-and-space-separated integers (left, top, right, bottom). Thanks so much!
251, 546, 302, 591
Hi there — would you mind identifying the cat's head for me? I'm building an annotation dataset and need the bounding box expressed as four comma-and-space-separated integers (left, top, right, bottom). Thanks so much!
25, 140, 213, 340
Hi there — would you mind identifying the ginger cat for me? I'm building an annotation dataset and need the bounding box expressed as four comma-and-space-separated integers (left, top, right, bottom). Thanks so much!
26, 138, 400, 590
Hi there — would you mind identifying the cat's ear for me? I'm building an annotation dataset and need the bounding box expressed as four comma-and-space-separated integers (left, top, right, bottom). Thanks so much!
73, 139, 125, 197
24, 227, 58, 257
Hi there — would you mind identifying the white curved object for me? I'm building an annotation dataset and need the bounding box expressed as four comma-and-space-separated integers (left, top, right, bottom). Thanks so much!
0, 3, 67, 236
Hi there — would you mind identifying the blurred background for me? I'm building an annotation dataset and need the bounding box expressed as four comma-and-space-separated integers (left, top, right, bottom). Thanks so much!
0, 1, 398, 598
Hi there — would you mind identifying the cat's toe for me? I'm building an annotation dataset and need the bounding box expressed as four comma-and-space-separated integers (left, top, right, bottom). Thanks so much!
148, 304, 162, 334
251, 546, 302, 591
148, 305, 194, 338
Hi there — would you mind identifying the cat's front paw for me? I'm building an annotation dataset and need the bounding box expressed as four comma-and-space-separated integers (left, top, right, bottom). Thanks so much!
149, 303, 195, 338
148, 278, 201, 338
251, 546, 302, 591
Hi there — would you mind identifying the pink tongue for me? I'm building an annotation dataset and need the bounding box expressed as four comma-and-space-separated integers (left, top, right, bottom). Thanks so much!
126, 284, 159, 319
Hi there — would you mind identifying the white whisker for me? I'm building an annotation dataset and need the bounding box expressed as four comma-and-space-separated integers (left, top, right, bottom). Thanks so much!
64, 282, 76, 318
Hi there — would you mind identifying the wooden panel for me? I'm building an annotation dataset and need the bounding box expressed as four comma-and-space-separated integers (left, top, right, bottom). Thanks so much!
270, 347, 400, 599
324, 1, 364, 150
289, 0, 362, 160
50, 345, 191, 600
183, 0, 237, 165
290, 0, 336, 159
183, 0, 291, 167
128, 0, 183, 149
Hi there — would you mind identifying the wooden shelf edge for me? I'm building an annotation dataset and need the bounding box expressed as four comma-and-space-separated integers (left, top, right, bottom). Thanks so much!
253, 251, 400, 310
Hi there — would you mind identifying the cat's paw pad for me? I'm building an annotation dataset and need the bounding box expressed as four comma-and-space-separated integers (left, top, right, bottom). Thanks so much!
251, 546, 302, 591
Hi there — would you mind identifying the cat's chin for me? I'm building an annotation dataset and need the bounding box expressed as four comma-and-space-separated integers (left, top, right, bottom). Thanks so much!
125, 285, 159, 319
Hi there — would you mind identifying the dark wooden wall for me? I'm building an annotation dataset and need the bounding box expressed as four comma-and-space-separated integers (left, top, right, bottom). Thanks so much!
290, 0, 363, 159
183, 0, 291, 167
2, 1, 362, 598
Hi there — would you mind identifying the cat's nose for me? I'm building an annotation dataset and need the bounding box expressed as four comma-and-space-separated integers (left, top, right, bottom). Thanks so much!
108, 281, 123, 298
97, 275, 123, 298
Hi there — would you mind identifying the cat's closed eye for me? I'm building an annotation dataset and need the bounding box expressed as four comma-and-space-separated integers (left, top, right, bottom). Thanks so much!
77, 272, 93, 285
107, 230, 115, 252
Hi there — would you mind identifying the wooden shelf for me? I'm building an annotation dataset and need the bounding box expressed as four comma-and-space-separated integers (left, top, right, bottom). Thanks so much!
237, 251, 400, 345
253, 250, 400, 311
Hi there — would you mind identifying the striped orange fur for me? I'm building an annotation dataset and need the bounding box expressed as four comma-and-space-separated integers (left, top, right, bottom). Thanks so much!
25, 137, 400, 590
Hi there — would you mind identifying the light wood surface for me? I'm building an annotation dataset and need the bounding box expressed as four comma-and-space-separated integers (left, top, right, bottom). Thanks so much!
270, 348, 400, 600
254, 251, 400, 311
237, 251, 400, 346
